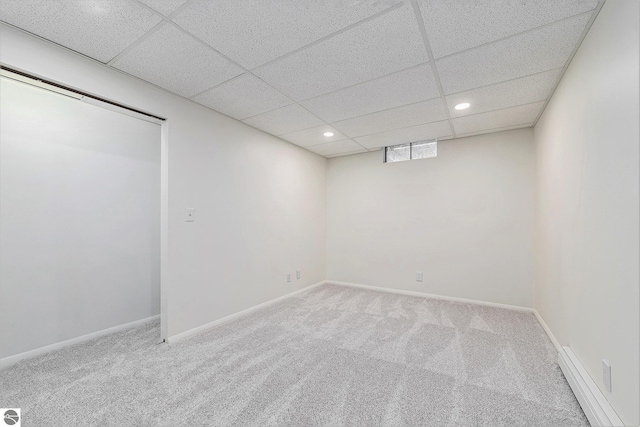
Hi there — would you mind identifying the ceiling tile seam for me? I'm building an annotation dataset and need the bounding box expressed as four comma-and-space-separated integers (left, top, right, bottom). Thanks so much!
187, 73, 250, 100
166, 0, 201, 20
326, 149, 369, 158
167, 0, 198, 21
106, 20, 168, 66
75, 3, 345, 144
350, 119, 451, 141
450, 100, 547, 120
0, 19, 327, 152
294, 61, 430, 104
531, 0, 606, 127
187, 75, 297, 117
247, 2, 406, 73
106, 0, 195, 65
237, 100, 346, 142
130, 0, 171, 18
165, 20, 248, 73
334, 115, 449, 140
432, 9, 598, 63
456, 122, 535, 138
269, 107, 368, 152
442, 67, 564, 99
0, 21, 249, 123
161, 23, 348, 132
352, 140, 370, 151
330, 98, 443, 126
455, 120, 537, 136
306, 139, 362, 150
228, 70, 339, 128
409, 0, 456, 138
0, 20, 115, 64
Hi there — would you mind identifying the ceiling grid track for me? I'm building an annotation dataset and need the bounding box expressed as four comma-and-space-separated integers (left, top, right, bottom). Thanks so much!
531, 0, 606, 127
409, 0, 457, 139
0, 0, 604, 157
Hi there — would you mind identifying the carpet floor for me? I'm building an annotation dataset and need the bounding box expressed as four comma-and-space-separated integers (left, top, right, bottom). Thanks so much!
1, 284, 588, 426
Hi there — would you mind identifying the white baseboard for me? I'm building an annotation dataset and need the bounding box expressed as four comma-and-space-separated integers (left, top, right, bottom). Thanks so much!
533, 309, 563, 353
0, 315, 160, 370
326, 280, 535, 313
167, 281, 326, 344
558, 346, 623, 426
533, 310, 623, 426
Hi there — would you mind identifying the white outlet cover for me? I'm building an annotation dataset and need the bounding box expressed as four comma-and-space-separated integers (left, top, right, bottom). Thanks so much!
602, 359, 612, 392
185, 208, 195, 222
286, 273, 291, 283
296, 269, 301, 279
416, 272, 423, 282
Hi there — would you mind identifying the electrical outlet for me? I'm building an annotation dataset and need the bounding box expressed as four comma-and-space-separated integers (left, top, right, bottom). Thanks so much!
296, 269, 301, 280
185, 208, 195, 222
416, 272, 423, 282
286, 273, 291, 283
602, 359, 612, 392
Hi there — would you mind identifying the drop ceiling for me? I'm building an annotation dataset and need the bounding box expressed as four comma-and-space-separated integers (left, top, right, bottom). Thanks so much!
0, 0, 602, 158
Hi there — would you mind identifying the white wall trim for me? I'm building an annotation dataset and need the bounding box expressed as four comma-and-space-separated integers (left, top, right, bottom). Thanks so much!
533, 310, 623, 426
326, 280, 535, 313
0, 315, 160, 370
533, 309, 563, 353
558, 347, 624, 427
167, 281, 326, 344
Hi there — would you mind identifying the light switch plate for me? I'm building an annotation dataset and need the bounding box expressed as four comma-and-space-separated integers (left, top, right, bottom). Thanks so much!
185, 208, 195, 222
296, 269, 301, 279
416, 272, 423, 282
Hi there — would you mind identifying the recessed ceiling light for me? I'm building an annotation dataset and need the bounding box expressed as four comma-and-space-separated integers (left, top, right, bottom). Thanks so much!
455, 102, 470, 110
323, 132, 334, 137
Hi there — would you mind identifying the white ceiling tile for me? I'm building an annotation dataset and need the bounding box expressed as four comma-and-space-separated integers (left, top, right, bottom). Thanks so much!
173, 0, 403, 70
301, 65, 439, 123
456, 123, 535, 139
112, 24, 243, 98
419, 0, 598, 59
191, 74, 293, 120
452, 102, 544, 134
355, 120, 452, 149
138, 0, 188, 16
242, 104, 324, 136
253, 4, 428, 101
332, 99, 448, 138
306, 140, 366, 157
0, 0, 162, 62
326, 150, 369, 158
446, 69, 562, 118
280, 126, 348, 148
436, 13, 592, 94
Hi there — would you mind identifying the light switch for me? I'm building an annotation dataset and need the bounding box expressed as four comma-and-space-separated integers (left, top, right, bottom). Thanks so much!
185, 208, 195, 222
416, 272, 423, 282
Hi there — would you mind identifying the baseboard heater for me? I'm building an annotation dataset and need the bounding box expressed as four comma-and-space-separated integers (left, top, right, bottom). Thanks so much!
558, 347, 624, 426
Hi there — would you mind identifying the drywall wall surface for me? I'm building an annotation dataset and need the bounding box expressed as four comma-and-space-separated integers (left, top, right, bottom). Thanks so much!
0, 77, 160, 358
533, 1, 639, 424
327, 128, 535, 307
0, 24, 327, 342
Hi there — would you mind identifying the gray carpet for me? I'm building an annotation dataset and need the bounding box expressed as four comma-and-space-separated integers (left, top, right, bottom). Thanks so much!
1, 284, 588, 426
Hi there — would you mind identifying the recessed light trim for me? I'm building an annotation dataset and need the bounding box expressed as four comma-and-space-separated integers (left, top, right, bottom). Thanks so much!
323, 132, 334, 137
455, 102, 470, 110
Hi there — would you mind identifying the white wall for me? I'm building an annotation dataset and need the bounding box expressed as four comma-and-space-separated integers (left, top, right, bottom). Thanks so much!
534, 1, 639, 424
0, 23, 327, 341
0, 77, 160, 358
327, 129, 535, 307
